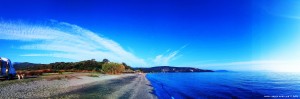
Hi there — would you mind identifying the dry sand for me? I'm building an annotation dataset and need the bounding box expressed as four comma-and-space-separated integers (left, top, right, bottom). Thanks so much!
0, 73, 157, 99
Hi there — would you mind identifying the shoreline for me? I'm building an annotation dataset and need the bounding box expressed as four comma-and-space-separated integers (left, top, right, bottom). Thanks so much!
0, 73, 157, 99
130, 73, 157, 99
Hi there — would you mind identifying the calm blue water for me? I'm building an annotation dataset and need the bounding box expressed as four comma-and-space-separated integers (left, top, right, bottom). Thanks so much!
146, 72, 300, 99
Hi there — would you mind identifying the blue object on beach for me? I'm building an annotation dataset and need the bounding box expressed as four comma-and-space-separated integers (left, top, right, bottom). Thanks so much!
0, 57, 17, 79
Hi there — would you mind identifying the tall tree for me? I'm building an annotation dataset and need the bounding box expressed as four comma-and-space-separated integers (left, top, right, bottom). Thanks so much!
102, 58, 110, 63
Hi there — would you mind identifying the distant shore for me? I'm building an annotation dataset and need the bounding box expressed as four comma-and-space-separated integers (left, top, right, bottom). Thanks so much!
0, 73, 157, 99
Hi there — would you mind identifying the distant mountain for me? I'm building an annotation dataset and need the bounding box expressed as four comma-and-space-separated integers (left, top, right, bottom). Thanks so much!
134, 66, 214, 73
13, 62, 43, 70
215, 70, 230, 72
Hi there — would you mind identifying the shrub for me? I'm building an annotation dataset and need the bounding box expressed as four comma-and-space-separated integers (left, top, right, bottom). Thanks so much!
102, 62, 125, 74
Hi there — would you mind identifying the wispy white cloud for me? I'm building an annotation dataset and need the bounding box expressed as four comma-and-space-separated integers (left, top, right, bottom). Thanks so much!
153, 51, 178, 66
153, 45, 187, 66
0, 20, 147, 66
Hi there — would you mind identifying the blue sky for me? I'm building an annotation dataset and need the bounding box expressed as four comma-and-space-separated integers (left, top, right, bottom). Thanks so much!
0, 0, 300, 71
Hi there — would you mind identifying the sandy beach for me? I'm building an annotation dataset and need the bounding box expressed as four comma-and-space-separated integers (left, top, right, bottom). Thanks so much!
0, 73, 157, 99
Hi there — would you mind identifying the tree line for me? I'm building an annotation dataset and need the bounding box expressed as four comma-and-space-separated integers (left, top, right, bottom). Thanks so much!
14, 59, 134, 74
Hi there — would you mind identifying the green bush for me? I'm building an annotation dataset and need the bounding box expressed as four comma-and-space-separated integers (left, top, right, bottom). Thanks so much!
102, 62, 125, 74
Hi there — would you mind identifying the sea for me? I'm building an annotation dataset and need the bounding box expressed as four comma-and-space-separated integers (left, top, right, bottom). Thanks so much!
146, 72, 300, 99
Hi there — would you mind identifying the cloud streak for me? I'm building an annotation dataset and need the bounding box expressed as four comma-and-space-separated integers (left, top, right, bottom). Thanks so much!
0, 20, 147, 66
153, 45, 187, 66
